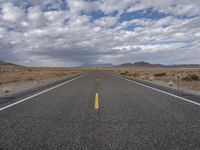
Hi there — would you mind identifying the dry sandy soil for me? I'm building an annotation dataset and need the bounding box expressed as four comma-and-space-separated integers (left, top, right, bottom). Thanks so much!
1, 66, 200, 96
107, 67, 200, 95
0, 67, 88, 96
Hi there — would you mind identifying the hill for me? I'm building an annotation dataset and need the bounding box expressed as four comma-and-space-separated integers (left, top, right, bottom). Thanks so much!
120, 61, 200, 68
120, 62, 164, 68
0, 60, 24, 68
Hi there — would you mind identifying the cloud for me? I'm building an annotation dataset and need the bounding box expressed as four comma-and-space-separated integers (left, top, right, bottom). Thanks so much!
28, 6, 43, 21
94, 16, 117, 27
0, 0, 200, 66
2, 2, 24, 22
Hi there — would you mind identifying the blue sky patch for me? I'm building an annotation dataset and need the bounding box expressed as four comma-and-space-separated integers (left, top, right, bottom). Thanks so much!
123, 24, 143, 31
42, 0, 68, 12
83, 10, 118, 23
82, 10, 106, 24
119, 7, 169, 22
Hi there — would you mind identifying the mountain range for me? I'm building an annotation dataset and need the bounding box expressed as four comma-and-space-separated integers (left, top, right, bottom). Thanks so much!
79, 61, 200, 68
0, 60, 200, 68
119, 61, 200, 68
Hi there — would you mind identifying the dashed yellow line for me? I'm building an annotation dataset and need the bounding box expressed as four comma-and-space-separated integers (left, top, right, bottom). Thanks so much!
95, 92, 99, 110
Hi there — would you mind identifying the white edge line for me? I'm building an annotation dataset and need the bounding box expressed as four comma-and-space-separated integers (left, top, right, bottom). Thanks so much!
0, 74, 87, 111
113, 74, 200, 106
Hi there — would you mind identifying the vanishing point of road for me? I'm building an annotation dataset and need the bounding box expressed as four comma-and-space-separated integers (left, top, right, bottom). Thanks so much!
1, 71, 200, 149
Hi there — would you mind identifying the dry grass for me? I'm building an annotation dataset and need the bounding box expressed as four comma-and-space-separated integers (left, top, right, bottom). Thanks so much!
0, 67, 88, 85
106, 68, 200, 91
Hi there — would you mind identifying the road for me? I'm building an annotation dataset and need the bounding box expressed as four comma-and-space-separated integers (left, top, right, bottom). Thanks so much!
0, 71, 200, 149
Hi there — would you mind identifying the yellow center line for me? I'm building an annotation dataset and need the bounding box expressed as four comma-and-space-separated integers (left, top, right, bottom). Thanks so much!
95, 92, 99, 110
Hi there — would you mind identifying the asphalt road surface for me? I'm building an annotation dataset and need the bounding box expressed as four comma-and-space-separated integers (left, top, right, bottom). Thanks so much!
1, 71, 200, 150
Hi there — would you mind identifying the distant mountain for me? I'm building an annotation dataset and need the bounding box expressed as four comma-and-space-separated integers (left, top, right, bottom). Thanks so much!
169, 64, 200, 68
120, 61, 200, 68
0, 60, 24, 68
79, 63, 114, 68
120, 61, 164, 68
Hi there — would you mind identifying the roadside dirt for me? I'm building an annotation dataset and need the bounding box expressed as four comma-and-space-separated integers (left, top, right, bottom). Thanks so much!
0, 67, 87, 97
107, 68, 200, 95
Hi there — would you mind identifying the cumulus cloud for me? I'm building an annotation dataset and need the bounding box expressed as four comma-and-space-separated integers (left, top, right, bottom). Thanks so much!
2, 2, 24, 22
94, 16, 117, 27
0, 0, 199, 66
28, 6, 43, 21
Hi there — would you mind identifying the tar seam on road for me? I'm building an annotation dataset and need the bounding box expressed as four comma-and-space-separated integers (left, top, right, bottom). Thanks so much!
0, 74, 88, 112
113, 74, 200, 107
95, 92, 99, 110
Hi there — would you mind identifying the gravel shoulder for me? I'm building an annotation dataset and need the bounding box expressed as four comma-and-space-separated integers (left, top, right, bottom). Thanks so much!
150, 80, 200, 96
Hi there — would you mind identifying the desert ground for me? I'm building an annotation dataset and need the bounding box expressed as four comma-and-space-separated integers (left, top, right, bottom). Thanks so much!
0, 67, 88, 96
106, 67, 200, 94
0, 66, 200, 96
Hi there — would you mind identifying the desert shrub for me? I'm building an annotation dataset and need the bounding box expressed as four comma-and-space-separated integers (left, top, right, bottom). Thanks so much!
190, 74, 199, 80
133, 73, 139, 77
168, 81, 174, 86
121, 71, 132, 76
26, 78, 34, 81
121, 71, 140, 77
154, 72, 167, 77
71, 71, 77, 74
182, 74, 200, 81
28, 69, 32, 71
4, 89, 10, 93
149, 76, 154, 81
121, 71, 128, 75
3, 87, 11, 93
127, 72, 133, 76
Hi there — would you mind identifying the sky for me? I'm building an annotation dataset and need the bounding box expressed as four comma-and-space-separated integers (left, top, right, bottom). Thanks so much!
0, 0, 200, 67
